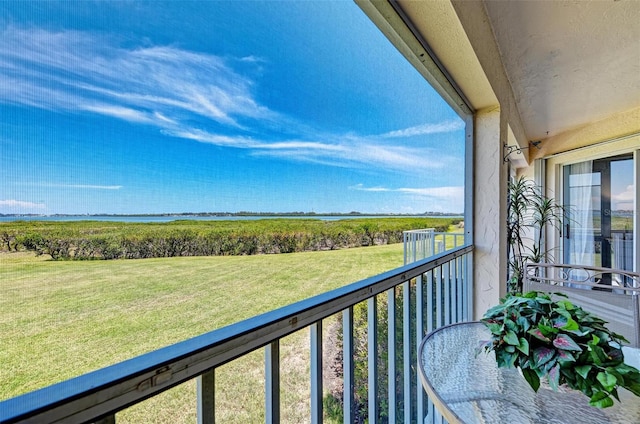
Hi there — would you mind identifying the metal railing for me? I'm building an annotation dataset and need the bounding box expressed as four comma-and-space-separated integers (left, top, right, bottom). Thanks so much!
403, 229, 465, 265
1, 245, 474, 424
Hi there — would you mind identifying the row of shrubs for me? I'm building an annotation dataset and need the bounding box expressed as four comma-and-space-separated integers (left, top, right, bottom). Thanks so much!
0, 217, 460, 260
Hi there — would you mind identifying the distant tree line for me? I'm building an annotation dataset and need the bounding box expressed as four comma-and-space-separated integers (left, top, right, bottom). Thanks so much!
0, 218, 461, 260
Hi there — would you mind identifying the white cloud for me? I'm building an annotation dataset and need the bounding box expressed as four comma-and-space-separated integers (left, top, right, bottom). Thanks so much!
84, 105, 154, 123
349, 184, 390, 192
381, 120, 464, 138
0, 27, 462, 176
0, 200, 46, 211
64, 184, 122, 190
33, 183, 122, 190
351, 184, 464, 212
0, 27, 274, 129
612, 184, 635, 210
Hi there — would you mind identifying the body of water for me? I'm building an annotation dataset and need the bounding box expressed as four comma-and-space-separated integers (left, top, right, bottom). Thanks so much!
0, 214, 461, 223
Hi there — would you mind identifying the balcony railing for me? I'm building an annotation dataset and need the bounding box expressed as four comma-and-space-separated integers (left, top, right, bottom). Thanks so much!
403, 229, 465, 265
1, 244, 473, 424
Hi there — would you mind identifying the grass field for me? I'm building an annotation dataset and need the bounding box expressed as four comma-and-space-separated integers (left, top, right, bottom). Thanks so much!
1, 242, 407, 422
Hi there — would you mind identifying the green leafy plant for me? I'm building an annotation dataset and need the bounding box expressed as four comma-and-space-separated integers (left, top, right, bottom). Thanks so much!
482, 291, 640, 408
507, 177, 563, 294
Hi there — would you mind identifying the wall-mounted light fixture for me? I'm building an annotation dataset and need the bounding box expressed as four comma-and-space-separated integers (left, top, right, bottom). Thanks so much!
503, 140, 541, 163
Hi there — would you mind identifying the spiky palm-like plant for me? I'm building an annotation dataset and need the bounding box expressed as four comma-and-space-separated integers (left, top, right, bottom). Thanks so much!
507, 177, 564, 293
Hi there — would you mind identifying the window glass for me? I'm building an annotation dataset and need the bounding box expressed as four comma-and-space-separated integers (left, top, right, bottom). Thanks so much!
0, 1, 466, 414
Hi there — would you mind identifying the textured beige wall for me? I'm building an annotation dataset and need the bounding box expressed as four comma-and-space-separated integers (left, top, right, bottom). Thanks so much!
473, 107, 508, 318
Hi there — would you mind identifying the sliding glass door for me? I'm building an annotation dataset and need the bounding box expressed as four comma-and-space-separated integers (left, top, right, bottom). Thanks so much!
563, 154, 634, 272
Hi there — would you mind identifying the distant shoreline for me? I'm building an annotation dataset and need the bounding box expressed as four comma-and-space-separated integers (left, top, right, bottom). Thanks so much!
0, 211, 462, 218
0, 212, 463, 223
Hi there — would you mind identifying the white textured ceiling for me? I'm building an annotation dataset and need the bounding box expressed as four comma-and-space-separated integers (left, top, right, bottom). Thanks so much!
396, 0, 640, 143
483, 0, 640, 141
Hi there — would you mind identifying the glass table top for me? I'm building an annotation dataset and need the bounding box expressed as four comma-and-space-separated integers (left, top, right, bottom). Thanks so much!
418, 322, 640, 424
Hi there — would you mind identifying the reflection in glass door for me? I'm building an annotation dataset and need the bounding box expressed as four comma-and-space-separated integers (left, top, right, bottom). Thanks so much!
563, 154, 634, 273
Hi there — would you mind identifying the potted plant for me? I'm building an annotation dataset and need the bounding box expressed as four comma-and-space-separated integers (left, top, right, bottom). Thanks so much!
507, 177, 563, 294
482, 291, 640, 408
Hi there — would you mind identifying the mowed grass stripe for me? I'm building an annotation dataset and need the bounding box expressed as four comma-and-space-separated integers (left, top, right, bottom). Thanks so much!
1, 243, 404, 422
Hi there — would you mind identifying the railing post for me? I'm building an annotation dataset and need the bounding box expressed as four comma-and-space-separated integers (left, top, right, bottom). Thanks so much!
444, 262, 451, 325
310, 321, 323, 424
403, 280, 412, 423
343, 307, 355, 424
387, 287, 396, 423
367, 296, 378, 424
456, 256, 463, 322
435, 265, 443, 328
265, 341, 280, 424
425, 270, 435, 423
197, 369, 215, 424
416, 274, 425, 423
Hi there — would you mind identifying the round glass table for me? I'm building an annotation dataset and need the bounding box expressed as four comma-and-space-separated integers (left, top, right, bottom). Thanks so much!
418, 322, 640, 424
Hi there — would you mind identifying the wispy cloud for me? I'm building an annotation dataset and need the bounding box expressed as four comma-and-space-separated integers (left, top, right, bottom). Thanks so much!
350, 184, 464, 212
0, 200, 46, 210
380, 120, 464, 138
0, 28, 274, 129
0, 27, 463, 174
32, 183, 123, 190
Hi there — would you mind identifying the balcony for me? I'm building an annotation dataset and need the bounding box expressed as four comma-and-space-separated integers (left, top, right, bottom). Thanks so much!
0, 244, 473, 424
2, 0, 638, 423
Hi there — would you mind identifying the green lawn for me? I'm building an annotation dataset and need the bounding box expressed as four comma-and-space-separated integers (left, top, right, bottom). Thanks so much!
1, 243, 405, 422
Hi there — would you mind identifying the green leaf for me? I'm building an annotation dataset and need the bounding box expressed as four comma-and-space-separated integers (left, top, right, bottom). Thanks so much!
484, 322, 503, 335
556, 350, 576, 364
528, 328, 551, 342
538, 323, 557, 335
504, 330, 519, 346
561, 318, 579, 331
589, 344, 607, 365
533, 347, 555, 367
589, 391, 614, 409
553, 334, 582, 351
552, 315, 568, 328
517, 337, 529, 355
517, 315, 531, 332
626, 382, 640, 397
575, 365, 592, 379
521, 368, 540, 392
596, 372, 617, 392
557, 299, 575, 311
496, 350, 517, 368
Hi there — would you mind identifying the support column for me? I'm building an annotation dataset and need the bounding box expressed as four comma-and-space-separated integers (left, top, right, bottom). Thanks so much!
473, 106, 508, 319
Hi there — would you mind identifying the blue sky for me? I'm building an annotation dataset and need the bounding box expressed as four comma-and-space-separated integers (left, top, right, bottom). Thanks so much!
0, 1, 466, 215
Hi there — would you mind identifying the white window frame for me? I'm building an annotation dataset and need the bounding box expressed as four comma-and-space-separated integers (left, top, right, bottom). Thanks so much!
542, 134, 640, 272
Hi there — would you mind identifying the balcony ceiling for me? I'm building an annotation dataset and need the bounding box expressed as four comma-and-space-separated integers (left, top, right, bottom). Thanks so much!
396, 0, 640, 144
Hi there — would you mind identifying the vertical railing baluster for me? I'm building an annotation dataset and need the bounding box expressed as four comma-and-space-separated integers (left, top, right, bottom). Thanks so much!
197, 369, 215, 424
265, 341, 280, 424
416, 274, 425, 423
310, 321, 323, 424
387, 288, 396, 423
343, 307, 355, 424
367, 296, 378, 424
456, 256, 463, 322
444, 262, 451, 325
403, 280, 412, 423
426, 269, 435, 424
435, 265, 443, 329
403, 232, 408, 264
462, 253, 473, 321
